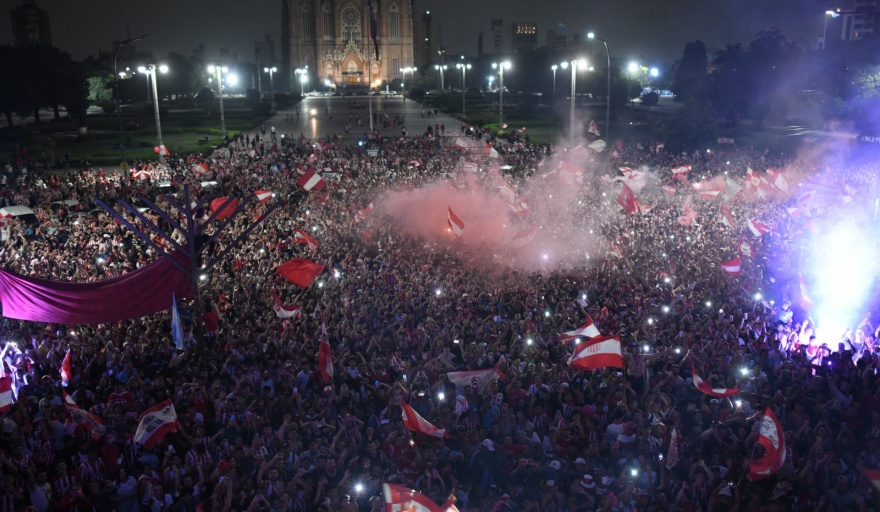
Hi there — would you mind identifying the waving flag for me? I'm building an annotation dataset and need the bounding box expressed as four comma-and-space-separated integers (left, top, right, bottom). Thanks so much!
255, 190, 273, 204
740, 239, 754, 258
60, 350, 72, 387
134, 400, 179, 449
271, 290, 301, 319
799, 275, 813, 309
354, 202, 374, 224
747, 219, 773, 236
558, 161, 584, 185
402, 403, 448, 438
666, 427, 679, 469
661, 185, 677, 195
587, 139, 606, 153
766, 168, 788, 193
132, 169, 153, 180
276, 258, 325, 288
509, 198, 530, 216
692, 365, 740, 397
720, 256, 742, 276
746, 167, 763, 190
718, 205, 736, 228
698, 187, 724, 200
498, 182, 518, 203
678, 206, 697, 226
210, 197, 239, 220
462, 162, 479, 173
446, 369, 501, 392
294, 229, 320, 253
559, 317, 601, 343
447, 207, 464, 238
747, 408, 786, 480
63, 391, 106, 441
618, 167, 637, 178
0, 377, 14, 413
483, 143, 500, 158
297, 170, 326, 192
726, 176, 743, 195
568, 335, 624, 370
671, 165, 692, 176
383, 484, 459, 512
153, 145, 170, 156
618, 184, 638, 215
588, 119, 601, 136
511, 225, 539, 248
192, 163, 210, 176
171, 294, 184, 350
319, 337, 334, 384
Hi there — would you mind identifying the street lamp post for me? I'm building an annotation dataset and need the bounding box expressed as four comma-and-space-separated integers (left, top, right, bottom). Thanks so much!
208, 65, 229, 139
551, 64, 558, 93
264, 67, 277, 111
588, 32, 611, 168
456, 63, 471, 117
295, 68, 308, 96
491, 61, 511, 129
561, 59, 584, 140
113, 34, 148, 162
822, 10, 840, 49
434, 64, 447, 90
138, 64, 169, 162
401, 67, 414, 93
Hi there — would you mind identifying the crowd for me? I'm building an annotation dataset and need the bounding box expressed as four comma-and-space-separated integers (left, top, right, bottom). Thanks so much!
0, 120, 878, 512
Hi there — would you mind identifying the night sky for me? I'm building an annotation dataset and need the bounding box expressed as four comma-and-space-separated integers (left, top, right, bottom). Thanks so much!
1, 0, 833, 66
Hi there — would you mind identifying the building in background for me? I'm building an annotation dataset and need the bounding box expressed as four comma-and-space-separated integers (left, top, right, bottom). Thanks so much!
412, 6, 436, 67
490, 19, 505, 54
283, 0, 414, 91
10, 0, 51, 47
512, 22, 537, 53
821, 0, 880, 48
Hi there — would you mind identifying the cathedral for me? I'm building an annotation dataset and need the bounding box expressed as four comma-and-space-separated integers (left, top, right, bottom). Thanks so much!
282, 0, 415, 92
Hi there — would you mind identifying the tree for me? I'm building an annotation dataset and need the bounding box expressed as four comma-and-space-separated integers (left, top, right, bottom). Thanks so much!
850, 64, 880, 133
671, 40, 707, 103
163, 53, 205, 98
706, 43, 747, 125
742, 29, 799, 128
663, 100, 717, 154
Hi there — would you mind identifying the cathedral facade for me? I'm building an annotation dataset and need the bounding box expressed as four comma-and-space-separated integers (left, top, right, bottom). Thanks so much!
283, 0, 415, 91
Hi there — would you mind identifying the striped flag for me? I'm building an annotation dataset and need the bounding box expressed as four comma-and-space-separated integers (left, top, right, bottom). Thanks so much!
747, 219, 773, 236
692, 365, 740, 397
402, 403, 448, 438
747, 408, 786, 480
294, 229, 319, 253
718, 205, 736, 228
568, 336, 624, 370
297, 170, 326, 191
447, 207, 464, 238
60, 350, 72, 386
559, 317, 601, 343
255, 190, 273, 203
671, 165, 692, 175
720, 256, 742, 275
511, 225, 538, 248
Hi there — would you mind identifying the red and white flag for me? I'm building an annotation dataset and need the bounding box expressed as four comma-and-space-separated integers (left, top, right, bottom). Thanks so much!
271, 290, 301, 319
718, 205, 736, 228
588, 119, 601, 136
402, 403, 448, 438
691, 365, 740, 398
747, 408, 786, 480
297, 170, 326, 191
255, 190, 273, 204
511, 225, 539, 248
406, 160, 422, 168
568, 335, 624, 370
618, 167, 637, 178
766, 168, 788, 193
698, 187, 723, 200
509, 198, 530, 216
655, 142, 666, 152
383, 484, 459, 512
747, 219, 773, 236
354, 202, 373, 224
294, 229, 319, 253
446, 369, 502, 392
618, 184, 638, 215
462, 162, 479, 173
153, 145, 171, 156
447, 207, 464, 238
559, 317, 601, 343
726, 176, 743, 195
0, 377, 14, 413
661, 185, 677, 195
671, 165, 692, 176
746, 167, 763, 190
558, 161, 584, 185
740, 239, 754, 258
134, 400, 179, 449
319, 338, 334, 384
587, 139, 606, 153
192, 163, 210, 176
498, 182, 518, 203
666, 427, 679, 470
720, 256, 742, 276
63, 392, 106, 441
483, 144, 499, 159
60, 350, 72, 386
799, 275, 813, 309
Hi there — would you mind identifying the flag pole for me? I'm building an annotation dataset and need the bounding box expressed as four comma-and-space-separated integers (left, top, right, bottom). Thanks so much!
367, 44, 373, 131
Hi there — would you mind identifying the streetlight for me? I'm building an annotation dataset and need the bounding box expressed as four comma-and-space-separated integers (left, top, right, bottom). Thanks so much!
823, 10, 840, 50
295, 68, 308, 96
562, 59, 585, 140
551, 64, 558, 93
628, 62, 639, 74
113, 34, 148, 162
588, 32, 611, 168
137, 64, 169, 162
650, 67, 659, 78
207, 65, 228, 139
401, 66, 415, 92
264, 66, 277, 110
456, 63, 471, 117
434, 64, 447, 90
491, 61, 511, 129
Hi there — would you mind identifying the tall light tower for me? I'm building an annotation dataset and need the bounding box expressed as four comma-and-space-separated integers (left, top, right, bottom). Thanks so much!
588, 32, 611, 168
456, 62, 471, 117
208, 65, 229, 139
138, 64, 169, 162
491, 61, 511, 129
264, 66, 278, 111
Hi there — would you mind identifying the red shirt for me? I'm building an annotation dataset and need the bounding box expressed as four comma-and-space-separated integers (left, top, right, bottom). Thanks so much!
201, 310, 220, 331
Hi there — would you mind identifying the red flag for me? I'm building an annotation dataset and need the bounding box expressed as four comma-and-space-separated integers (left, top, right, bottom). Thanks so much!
61, 350, 72, 386
661, 185, 677, 195
276, 258, 325, 288
382, 484, 458, 512
134, 400, 179, 449
153, 145, 170, 156
255, 190, 273, 204
588, 119, 601, 136
63, 391, 106, 441
747, 219, 773, 237
568, 335, 624, 370
799, 275, 813, 309
747, 408, 786, 480
0, 377, 14, 413
698, 187, 723, 200
354, 202, 373, 224
559, 317, 601, 343
297, 170, 326, 191
294, 229, 320, 253
720, 256, 742, 276
691, 365, 740, 398
402, 403, 448, 438
718, 205, 736, 228
192, 162, 210, 176
319, 338, 334, 384
511, 225, 539, 248
210, 197, 239, 220
618, 184, 638, 215
271, 290, 301, 319
447, 207, 464, 238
